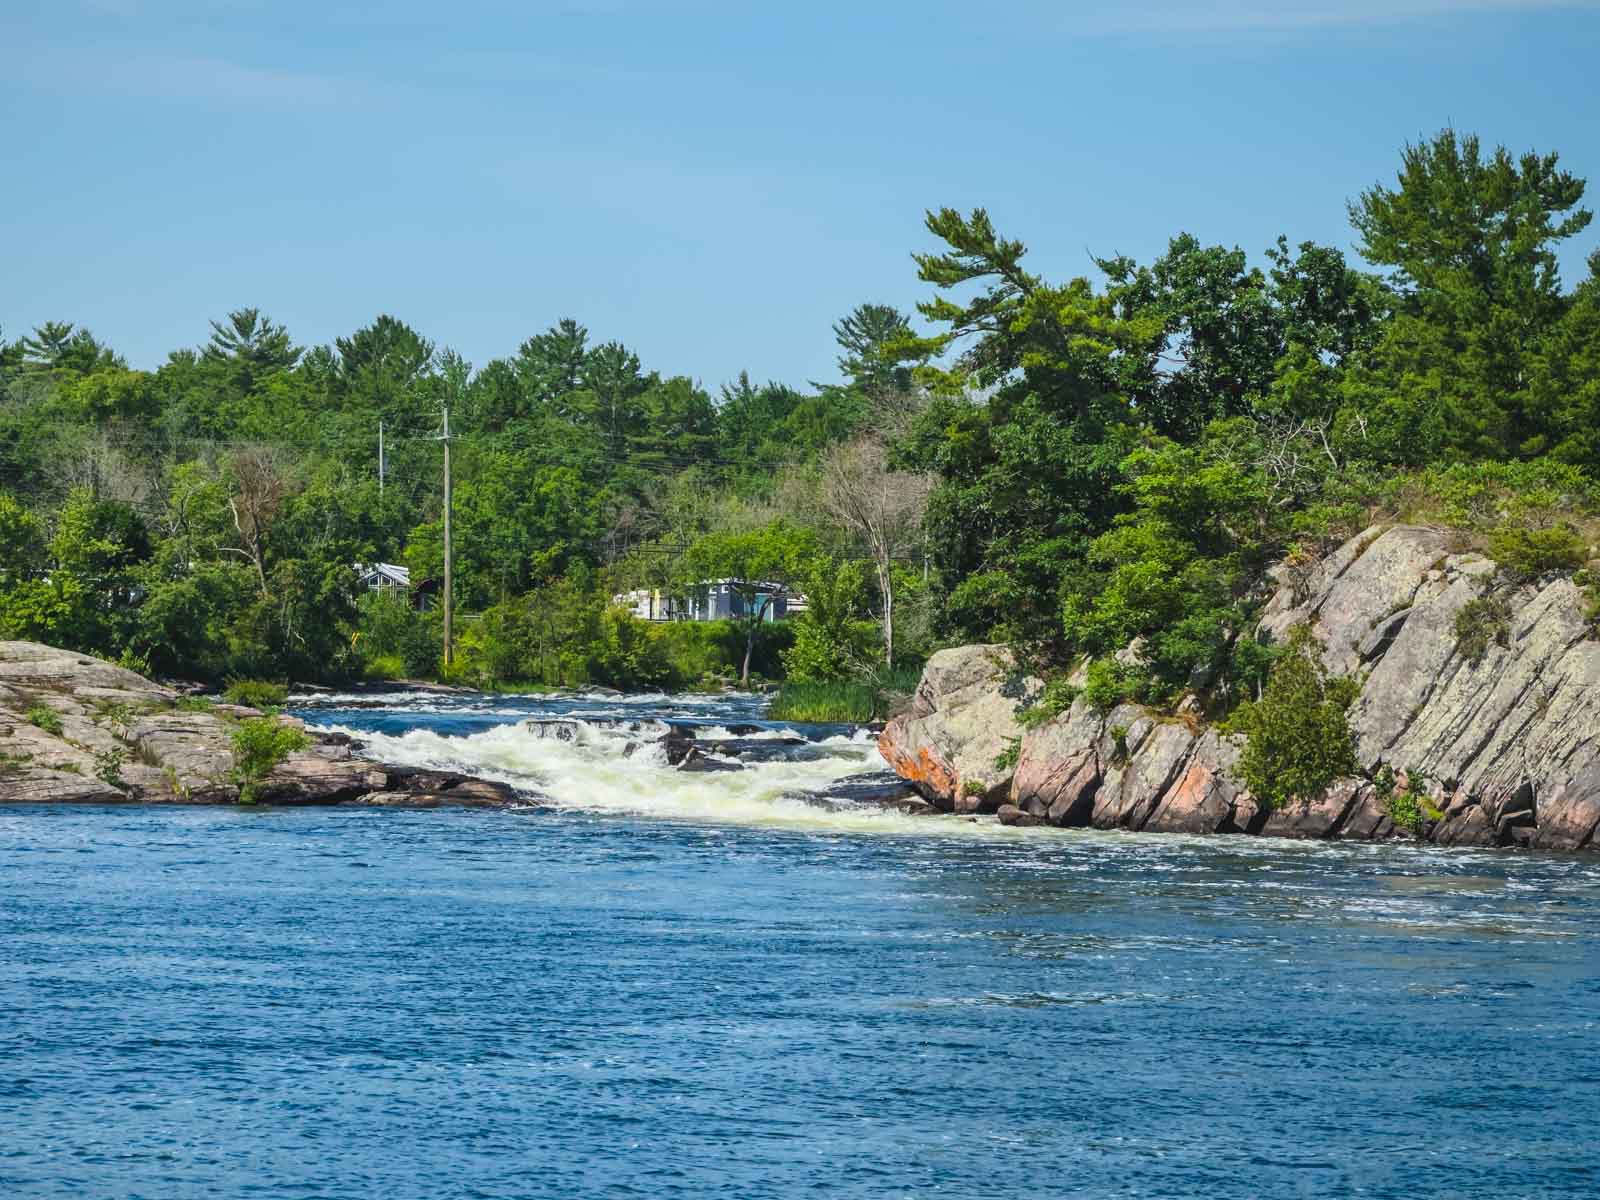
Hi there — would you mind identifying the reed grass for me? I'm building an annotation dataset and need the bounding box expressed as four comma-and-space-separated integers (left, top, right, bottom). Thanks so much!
768, 667, 923, 723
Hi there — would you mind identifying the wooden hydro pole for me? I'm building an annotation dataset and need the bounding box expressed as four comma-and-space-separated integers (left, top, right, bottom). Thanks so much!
439, 404, 454, 666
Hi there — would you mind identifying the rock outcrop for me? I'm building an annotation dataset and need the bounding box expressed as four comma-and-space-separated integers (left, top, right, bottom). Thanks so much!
876, 645, 1041, 813
0, 641, 531, 810
880, 526, 1600, 852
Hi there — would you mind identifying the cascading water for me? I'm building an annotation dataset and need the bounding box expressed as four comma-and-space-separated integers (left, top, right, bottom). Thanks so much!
289, 688, 963, 834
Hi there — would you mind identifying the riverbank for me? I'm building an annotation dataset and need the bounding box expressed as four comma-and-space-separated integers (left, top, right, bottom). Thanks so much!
878, 525, 1600, 854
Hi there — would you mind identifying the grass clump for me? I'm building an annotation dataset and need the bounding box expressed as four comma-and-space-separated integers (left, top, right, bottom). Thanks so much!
768, 666, 921, 724
1228, 625, 1358, 811
224, 679, 290, 708
230, 717, 311, 804
768, 680, 876, 723
1453, 593, 1513, 665
25, 703, 63, 736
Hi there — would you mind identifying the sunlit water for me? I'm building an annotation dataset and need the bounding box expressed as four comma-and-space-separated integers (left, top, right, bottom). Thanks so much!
2, 691, 1597, 1198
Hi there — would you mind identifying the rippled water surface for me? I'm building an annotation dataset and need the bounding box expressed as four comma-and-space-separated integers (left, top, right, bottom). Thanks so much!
3, 692, 1598, 1198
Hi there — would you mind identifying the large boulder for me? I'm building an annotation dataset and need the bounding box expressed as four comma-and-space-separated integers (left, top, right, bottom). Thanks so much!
877, 645, 1040, 811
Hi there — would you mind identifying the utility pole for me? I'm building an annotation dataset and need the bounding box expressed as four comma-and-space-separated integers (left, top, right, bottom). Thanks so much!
442, 404, 453, 666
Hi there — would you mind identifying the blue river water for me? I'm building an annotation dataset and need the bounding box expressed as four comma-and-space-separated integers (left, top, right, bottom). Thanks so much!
2, 690, 1599, 1198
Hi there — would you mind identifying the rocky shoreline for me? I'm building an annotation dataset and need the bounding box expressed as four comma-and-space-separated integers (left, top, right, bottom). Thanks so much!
878, 525, 1600, 853
0, 641, 524, 809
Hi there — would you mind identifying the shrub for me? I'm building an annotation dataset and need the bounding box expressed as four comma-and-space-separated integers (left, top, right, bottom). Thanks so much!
1018, 675, 1082, 729
1487, 524, 1586, 580
230, 717, 311, 803
1109, 724, 1130, 762
993, 736, 1021, 772
1381, 769, 1444, 836
25, 703, 63, 736
1453, 594, 1513, 665
224, 679, 289, 708
1081, 657, 1144, 713
94, 748, 125, 789
1231, 625, 1358, 810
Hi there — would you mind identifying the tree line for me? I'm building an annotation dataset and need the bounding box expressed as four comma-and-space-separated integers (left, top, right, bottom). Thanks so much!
3, 128, 1598, 703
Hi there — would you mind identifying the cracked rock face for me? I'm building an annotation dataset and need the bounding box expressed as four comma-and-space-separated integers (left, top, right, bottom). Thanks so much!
882, 526, 1600, 852
876, 645, 1041, 812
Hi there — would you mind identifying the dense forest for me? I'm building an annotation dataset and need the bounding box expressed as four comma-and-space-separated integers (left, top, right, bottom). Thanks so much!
4, 129, 1599, 713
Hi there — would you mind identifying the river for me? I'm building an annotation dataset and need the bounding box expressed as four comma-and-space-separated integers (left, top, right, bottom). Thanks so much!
2, 689, 1597, 1197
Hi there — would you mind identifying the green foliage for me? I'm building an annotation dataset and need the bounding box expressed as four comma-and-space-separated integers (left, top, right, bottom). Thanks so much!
94, 748, 125, 789
768, 665, 920, 723
781, 560, 872, 683
25, 703, 63, 736
1453, 594, 1514, 664
230, 718, 312, 803
1061, 434, 1270, 698
1017, 675, 1082, 729
768, 680, 877, 723
1231, 626, 1358, 810
681, 519, 817, 683
356, 593, 439, 679
1379, 769, 1445, 837
224, 679, 289, 708
993, 736, 1021, 773
1487, 525, 1587, 580
1349, 128, 1590, 459
1079, 658, 1146, 714
1109, 725, 1130, 762
7, 128, 1600, 712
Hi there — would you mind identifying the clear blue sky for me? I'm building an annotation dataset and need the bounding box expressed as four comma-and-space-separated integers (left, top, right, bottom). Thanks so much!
4, 1, 1599, 391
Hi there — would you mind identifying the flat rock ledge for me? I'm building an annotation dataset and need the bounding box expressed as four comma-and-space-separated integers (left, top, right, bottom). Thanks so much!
0, 641, 531, 810
880, 527, 1600, 853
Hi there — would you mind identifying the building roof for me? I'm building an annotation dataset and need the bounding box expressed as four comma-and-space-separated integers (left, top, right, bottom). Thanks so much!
355, 562, 411, 588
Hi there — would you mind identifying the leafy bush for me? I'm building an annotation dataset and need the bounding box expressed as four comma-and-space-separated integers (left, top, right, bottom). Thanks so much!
1453, 593, 1513, 664
94, 748, 125, 789
230, 717, 312, 803
224, 679, 289, 708
1231, 625, 1358, 809
1381, 769, 1444, 836
1080, 657, 1146, 713
25, 703, 63, 736
356, 593, 439, 679
1018, 675, 1082, 729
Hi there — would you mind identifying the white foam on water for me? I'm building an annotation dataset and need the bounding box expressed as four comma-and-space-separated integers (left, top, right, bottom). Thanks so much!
315, 718, 1042, 838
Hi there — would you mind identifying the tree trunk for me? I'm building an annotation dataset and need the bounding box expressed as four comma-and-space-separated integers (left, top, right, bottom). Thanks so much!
877, 560, 894, 671
740, 596, 774, 685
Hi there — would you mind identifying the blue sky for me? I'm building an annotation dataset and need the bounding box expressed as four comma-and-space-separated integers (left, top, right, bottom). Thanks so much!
4, 0, 1599, 391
